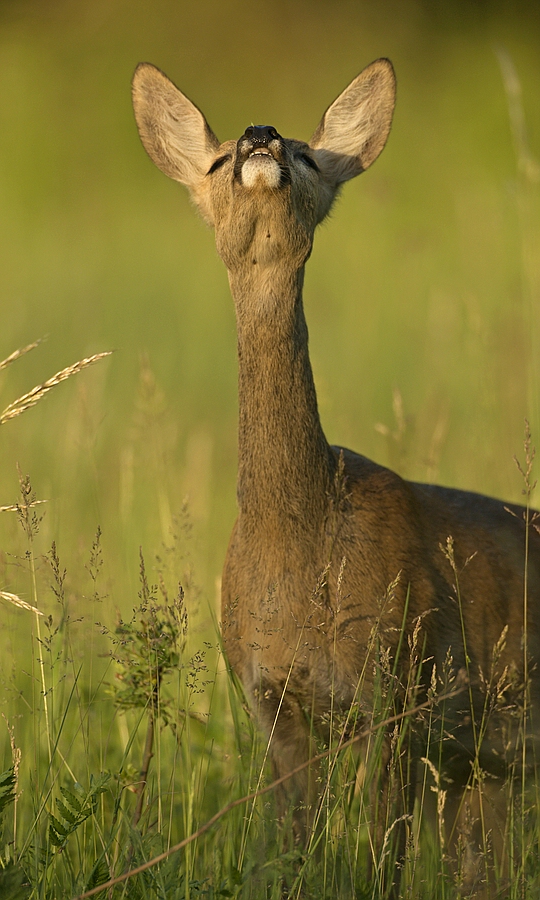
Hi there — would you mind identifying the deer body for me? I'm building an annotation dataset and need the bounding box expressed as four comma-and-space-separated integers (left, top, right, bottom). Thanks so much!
132, 59, 540, 882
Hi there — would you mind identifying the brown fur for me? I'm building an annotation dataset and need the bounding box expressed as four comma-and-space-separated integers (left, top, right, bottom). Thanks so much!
132, 59, 540, 889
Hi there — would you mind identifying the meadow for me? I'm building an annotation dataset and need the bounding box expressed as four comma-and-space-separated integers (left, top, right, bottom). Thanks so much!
0, 1, 539, 896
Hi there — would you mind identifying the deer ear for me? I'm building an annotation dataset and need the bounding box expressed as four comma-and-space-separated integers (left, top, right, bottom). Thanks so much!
310, 58, 396, 184
132, 63, 220, 189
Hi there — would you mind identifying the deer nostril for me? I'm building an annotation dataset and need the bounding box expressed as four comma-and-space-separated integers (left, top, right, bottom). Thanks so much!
239, 125, 282, 146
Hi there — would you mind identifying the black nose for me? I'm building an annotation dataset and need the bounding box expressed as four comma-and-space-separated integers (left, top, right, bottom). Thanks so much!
241, 125, 281, 147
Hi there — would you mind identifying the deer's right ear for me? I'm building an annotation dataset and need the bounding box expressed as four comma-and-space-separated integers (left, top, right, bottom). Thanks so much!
132, 63, 220, 190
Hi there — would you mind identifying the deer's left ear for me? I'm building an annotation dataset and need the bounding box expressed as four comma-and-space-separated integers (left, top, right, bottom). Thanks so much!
310, 58, 396, 185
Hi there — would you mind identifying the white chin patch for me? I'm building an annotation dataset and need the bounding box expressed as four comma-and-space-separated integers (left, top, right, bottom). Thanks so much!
241, 154, 281, 189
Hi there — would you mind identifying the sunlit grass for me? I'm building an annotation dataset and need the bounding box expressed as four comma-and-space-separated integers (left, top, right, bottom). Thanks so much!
1, 497, 540, 898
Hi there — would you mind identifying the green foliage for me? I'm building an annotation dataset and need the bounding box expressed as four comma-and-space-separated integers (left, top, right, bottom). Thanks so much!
0, 863, 31, 900
0, 767, 17, 862
0, 770, 29, 900
0, 768, 16, 820
110, 549, 188, 727
83, 854, 110, 894
48, 777, 109, 851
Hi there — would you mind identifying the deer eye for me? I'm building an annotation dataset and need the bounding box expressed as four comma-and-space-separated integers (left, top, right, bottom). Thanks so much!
207, 155, 230, 175
298, 153, 319, 173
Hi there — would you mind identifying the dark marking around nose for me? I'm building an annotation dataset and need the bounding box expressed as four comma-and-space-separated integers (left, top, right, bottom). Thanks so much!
241, 125, 281, 147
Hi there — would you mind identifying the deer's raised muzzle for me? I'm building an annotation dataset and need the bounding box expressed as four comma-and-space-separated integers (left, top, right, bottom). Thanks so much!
235, 125, 288, 188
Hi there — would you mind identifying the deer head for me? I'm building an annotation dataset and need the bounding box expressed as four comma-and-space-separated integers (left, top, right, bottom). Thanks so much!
132, 60, 396, 274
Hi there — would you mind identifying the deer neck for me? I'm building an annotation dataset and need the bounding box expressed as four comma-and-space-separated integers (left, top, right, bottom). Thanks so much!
228, 259, 333, 539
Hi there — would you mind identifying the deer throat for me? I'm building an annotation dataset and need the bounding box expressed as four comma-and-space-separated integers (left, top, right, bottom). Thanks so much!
233, 275, 333, 535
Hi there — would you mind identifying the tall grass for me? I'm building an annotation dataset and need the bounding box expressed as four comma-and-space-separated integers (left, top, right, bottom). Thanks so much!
0, 372, 539, 899
1, 485, 540, 898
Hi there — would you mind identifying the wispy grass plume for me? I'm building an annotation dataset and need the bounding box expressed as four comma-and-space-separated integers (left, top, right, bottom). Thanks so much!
0, 338, 43, 372
0, 351, 113, 425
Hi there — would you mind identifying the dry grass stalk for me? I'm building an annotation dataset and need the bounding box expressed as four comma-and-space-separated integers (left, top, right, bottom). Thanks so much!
0, 351, 112, 425
0, 500, 47, 513
0, 339, 43, 373
0, 590, 43, 615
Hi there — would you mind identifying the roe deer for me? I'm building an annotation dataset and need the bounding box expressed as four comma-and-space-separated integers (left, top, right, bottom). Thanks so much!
132, 59, 540, 891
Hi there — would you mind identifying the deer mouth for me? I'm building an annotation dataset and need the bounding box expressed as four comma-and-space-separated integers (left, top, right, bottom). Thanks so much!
235, 126, 290, 189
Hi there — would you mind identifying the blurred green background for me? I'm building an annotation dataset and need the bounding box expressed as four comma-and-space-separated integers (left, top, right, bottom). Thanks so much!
0, 0, 539, 628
